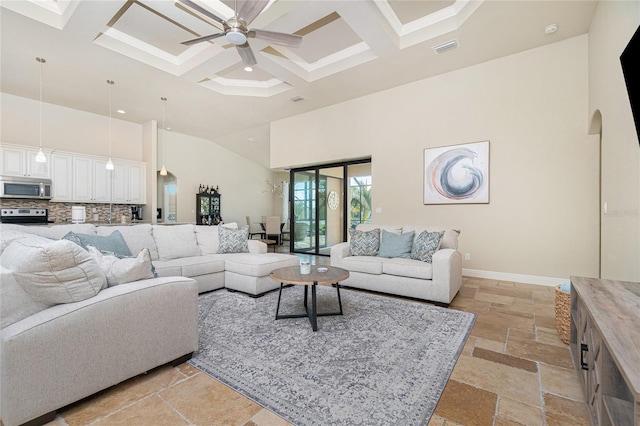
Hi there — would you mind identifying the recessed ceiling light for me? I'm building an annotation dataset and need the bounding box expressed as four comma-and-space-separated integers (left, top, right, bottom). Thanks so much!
248, 137, 257, 143
545, 24, 558, 35
244, 66, 254, 72
116, 109, 126, 114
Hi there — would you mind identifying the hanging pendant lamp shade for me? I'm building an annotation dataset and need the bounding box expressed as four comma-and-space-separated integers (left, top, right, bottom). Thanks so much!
160, 97, 168, 176
35, 57, 47, 163
106, 80, 115, 170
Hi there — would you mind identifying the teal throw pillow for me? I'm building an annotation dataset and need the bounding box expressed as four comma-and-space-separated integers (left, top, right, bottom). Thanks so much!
410, 230, 445, 263
63, 230, 132, 257
349, 228, 380, 256
378, 230, 414, 258
217, 226, 249, 254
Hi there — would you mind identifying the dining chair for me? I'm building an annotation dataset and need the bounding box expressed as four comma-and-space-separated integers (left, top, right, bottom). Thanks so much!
265, 216, 282, 245
246, 216, 265, 239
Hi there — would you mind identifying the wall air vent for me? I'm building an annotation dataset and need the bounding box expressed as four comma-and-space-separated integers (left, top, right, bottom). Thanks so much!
433, 39, 459, 54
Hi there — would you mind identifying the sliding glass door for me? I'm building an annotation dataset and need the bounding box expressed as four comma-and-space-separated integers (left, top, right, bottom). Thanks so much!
290, 159, 371, 256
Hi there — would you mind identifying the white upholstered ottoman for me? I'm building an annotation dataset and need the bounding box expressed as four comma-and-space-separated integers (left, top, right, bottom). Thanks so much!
224, 253, 300, 296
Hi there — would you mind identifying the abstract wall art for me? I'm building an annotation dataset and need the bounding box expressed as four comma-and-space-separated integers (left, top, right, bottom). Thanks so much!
424, 141, 490, 204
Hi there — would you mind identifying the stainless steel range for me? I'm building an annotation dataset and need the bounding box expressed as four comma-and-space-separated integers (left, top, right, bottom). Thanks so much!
0, 208, 50, 224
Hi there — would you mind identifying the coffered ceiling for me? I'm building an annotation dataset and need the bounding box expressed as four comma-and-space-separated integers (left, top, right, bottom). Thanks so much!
0, 0, 597, 167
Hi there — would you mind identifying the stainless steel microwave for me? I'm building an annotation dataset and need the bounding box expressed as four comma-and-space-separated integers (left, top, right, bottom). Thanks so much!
0, 175, 52, 199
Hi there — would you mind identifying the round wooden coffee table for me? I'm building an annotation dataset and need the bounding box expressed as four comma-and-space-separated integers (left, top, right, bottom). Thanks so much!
270, 265, 349, 332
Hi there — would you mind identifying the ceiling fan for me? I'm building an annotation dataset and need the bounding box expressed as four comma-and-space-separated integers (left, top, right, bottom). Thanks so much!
178, 0, 302, 67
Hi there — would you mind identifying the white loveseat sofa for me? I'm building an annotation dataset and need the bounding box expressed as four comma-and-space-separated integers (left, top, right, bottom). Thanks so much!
330, 224, 462, 305
0, 222, 299, 426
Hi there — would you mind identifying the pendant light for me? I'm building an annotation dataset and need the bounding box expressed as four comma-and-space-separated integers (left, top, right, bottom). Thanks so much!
105, 80, 115, 171
160, 97, 167, 176
35, 57, 47, 163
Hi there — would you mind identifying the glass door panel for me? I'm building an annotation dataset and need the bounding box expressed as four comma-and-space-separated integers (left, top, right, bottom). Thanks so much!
292, 171, 316, 253
347, 163, 372, 229
318, 166, 344, 256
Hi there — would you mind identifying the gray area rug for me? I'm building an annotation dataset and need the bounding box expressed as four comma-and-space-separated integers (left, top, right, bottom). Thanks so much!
189, 285, 476, 426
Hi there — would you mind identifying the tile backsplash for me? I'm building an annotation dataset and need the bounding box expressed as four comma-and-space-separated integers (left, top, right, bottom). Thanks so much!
0, 200, 138, 223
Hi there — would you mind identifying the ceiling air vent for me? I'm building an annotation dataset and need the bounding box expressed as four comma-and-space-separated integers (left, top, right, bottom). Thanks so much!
290, 96, 304, 102
432, 39, 459, 54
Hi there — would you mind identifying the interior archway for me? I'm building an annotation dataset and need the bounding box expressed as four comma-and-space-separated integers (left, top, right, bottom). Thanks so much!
157, 171, 178, 223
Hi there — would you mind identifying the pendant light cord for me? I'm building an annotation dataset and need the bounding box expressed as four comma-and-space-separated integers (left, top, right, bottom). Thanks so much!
107, 80, 114, 158
37, 57, 45, 151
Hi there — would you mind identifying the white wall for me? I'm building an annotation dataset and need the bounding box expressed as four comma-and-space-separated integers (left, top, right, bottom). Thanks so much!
272, 36, 600, 284
1, 93, 142, 161
588, 0, 640, 282
1, 92, 278, 227
159, 130, 276, 226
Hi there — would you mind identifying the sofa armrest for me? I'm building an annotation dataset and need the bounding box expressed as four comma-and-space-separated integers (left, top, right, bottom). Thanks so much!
431, 249, 463, 303
248, 239, 267, 254
0, 277, 199, 426
330, 242, 350, 267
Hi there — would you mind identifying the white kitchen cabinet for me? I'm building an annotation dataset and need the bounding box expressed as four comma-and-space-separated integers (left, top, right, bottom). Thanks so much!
50, 153, 73, 201
72, 157, 111, 203
112, 161, 146, 204
1, 147, 50, 178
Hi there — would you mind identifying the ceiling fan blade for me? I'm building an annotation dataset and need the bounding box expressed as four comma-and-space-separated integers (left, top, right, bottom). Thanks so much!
177, 0, 226, 26
238, 0, 269, 25
250, 29, 302, 48
236, 42, 257, 66
181, 32, 225, 45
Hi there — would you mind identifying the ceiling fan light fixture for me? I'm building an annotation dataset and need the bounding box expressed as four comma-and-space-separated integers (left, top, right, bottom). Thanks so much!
226, 29, 247, 45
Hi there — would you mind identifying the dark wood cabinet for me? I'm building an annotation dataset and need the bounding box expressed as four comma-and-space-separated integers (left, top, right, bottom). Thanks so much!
196, 192, 221, 225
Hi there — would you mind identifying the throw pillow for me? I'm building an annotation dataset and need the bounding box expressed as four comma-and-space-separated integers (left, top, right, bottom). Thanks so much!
63, 230, 132, 257
349, 228, 381, 256
217, 226, 250, 254
0, 238, 106, 304
411, 230, 445, 263
377, 230, 415, 258
88, 246, 155, 287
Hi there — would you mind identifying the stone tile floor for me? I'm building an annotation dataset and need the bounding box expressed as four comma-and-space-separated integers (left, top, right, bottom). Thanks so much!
38, 252, 589, 426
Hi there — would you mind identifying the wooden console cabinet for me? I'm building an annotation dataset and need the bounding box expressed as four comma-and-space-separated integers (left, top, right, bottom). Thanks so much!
570, 276, 640, 425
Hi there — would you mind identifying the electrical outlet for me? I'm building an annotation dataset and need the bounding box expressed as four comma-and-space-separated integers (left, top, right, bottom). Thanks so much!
464, 253, 471, 261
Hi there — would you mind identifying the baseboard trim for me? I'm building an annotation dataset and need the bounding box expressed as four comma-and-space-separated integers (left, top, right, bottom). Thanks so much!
462, 268, 567, 287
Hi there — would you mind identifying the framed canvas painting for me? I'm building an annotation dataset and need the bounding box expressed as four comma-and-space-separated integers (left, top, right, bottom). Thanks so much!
423, 141, 490, 204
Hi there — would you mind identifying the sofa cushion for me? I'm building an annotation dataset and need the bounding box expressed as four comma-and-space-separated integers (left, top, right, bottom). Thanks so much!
153, 255, 226, 278
382, 258, 433, 280
402, 226, 460, 250
410, 230, 445, 263
63, 230, 132, 257
195, 223, 238, 255
97, 224, 159, 261
0, 237, 106, 304
18, 223, 97, 239
153, 224, 200, 260
377, 229, 414, 258
1, 228, 51, 255
217, 226, 249, 254
341, 256, 384, 274
349, 228, 380, 256
88, 246, 155, 287
0, 265, 51, 329
224, 253, 300, 277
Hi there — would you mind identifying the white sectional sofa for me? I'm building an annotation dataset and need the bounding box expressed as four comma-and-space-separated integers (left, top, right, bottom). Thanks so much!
0, 222, 299, 426
2, 222, 300, 296
330, 224, 462, 305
